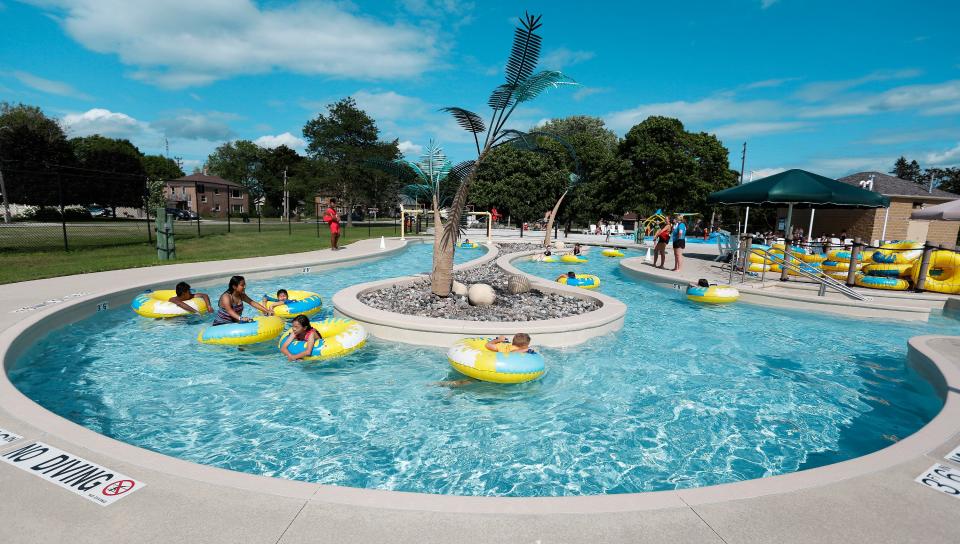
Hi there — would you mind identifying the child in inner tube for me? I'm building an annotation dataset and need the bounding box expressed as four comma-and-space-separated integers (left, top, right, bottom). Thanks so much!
262, 289, 298, 310
168, 281, 211, 314
485, 333, 532, 353
556, 271, 577, 282
279, 314, 323, 361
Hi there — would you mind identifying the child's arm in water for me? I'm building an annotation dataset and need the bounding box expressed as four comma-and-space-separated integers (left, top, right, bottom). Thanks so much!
168, 295, 199, 314
284, 330, 316, 361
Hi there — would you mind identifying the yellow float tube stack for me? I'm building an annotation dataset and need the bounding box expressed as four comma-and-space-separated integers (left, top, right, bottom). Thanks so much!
447, 338, 546, 384
911, 250, 960, 295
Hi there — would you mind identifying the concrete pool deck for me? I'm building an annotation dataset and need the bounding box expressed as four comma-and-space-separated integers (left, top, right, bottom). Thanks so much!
1, 237, 960, 543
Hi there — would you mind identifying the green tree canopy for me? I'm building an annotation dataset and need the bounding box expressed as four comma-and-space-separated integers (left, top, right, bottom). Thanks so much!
206, 140, 264, 193
890, 156, 922, 182
70, 135, 146, 212
0, 102, 73, 207
601, 116, 738, 219
141, 155, 184, 213
470, 145, 568, 229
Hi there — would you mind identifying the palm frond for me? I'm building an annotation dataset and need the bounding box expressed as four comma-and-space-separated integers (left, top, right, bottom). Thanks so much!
446, 160, 476, 185
493, 129, 538, 150
441, 107, 486, 134
487, 84, 516, 110
514, 70, 577, 103
505, 12, 543, 86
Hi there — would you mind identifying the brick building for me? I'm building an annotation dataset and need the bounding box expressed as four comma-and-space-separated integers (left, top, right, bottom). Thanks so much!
164, 173, 249, 219
781, 171, 959, 247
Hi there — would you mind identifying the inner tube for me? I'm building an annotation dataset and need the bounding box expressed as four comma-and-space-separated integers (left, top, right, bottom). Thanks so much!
821, 260, 861, 273
132, 289, 208, 318
263, 289, 323, 318
459, 242, 479, 249
447, 338, 545, 384
197, 316, 286, 346
871, 241, 922, 264
910, 250, 960, 294
601, 249, 624, 257
556, 274, 600, 289
277, 318, 368, 360
560, 254, 588, 264
863, 263, 913, 278
855, 275, 909, 291
686, 285, 739, 303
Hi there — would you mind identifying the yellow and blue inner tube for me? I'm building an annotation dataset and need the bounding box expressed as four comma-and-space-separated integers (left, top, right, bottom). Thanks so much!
770, 261, 822, 276
686, 284, 739, 303
863, 263, 913, 278
560, 254, 588, 264
277, 317, 368, 361
910, 250, 960, 295
821, 260, 861, 273
556, 274, 600, 289
131, 289, 208, 318
855, 274, 909, 291
197, 316, 285, 346
447, 338, 545, 384
459, 242, 479, 249
262, 289, 323, 319
871, 241, 922, 264
601, 248, 624, 257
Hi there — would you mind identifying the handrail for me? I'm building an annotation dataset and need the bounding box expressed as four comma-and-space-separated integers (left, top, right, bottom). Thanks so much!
743, 246, 870, 301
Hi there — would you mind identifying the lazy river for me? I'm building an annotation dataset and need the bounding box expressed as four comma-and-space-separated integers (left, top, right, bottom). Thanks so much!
7, 242, 956, 496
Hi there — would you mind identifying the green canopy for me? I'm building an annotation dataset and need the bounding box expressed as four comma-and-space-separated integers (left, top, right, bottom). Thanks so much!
707, 169, 890, 208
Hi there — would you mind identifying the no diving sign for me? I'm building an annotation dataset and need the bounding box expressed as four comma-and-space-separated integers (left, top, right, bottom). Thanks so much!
0, 442, 144, 506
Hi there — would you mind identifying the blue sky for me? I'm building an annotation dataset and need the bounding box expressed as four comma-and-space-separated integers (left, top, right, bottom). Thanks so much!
2, 0, 959, 178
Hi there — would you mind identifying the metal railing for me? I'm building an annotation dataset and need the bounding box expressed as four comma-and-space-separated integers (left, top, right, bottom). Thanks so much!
728, 238, 869, 301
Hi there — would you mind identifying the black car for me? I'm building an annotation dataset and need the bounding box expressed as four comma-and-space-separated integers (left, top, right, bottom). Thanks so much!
164, 208, 199, 220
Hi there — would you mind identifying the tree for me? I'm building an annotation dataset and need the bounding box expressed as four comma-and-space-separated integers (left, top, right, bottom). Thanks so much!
432, 12, 576, 295
141, 154, 184, 214
206, 140, 264, 193
889, 156, 923, 182
258, 144, 303, 215
0, 102, 73, 209
302, 97, 399, 226
70, 135, 146, 215
470, 144, 568, 236
920, 167, 960, 195
602, 116, 738, 220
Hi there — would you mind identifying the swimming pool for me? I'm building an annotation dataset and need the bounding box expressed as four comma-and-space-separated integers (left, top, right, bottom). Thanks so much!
7, 243, 955, 496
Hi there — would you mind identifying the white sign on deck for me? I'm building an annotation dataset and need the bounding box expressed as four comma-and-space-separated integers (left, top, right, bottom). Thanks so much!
0, 427, 23, 445
915, 464, 960, 499
0, 441, 145, 506
945, 444, 960, 465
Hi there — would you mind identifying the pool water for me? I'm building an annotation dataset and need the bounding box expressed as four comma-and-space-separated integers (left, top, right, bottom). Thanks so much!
8, 243, 955, 496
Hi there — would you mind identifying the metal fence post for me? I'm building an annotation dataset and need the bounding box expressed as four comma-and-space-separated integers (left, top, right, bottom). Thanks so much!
257, 207, 261, 232
57, 173, 68, 251
146, 206, 152, 244
845, 240, 861, 287
227, 197, 231, 233
914, 244, 935, 292
196, 181, 201, 238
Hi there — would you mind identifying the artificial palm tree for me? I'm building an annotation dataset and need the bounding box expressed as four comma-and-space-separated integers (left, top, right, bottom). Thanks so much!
432, 12, 576, 296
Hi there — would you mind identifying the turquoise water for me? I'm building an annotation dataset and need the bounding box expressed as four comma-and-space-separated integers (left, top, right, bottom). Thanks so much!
8, 243, 955, 496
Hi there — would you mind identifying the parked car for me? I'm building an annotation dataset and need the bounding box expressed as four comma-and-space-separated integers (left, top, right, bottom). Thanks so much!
87, 206, 113, 218
164, 208, 199, 221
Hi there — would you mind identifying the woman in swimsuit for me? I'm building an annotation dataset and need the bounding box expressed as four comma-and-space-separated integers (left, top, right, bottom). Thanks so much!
212, 275, 273, 326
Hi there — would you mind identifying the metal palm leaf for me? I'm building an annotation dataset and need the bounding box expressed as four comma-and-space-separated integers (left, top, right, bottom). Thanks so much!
441, 108, 485, 155
514, 70, 577, 103
505, 12, 543, 86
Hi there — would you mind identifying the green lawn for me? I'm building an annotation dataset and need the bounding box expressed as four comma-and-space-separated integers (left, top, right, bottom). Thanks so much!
0, 224, 403, 285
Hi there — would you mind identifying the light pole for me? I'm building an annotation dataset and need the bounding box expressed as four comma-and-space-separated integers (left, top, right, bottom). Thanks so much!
0, 126, 12, 223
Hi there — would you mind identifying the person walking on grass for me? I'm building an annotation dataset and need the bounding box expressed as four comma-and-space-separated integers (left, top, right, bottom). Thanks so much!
324, 197, 341, 250
671, 214, 687, 272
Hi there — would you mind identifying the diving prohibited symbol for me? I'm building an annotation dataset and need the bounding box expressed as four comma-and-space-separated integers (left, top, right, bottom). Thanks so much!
102, 479, 135, 496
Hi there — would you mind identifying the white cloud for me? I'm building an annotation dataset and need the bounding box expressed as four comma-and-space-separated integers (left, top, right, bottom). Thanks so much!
12, 70, 92, 100
398, 140, 422, 157
572, 87, 610, 101
749, 167, 787, 180
254, 132, 306, 150
33, 0, 439, 89
62, 108, 148, 138
805, 156, 896, 176
351, 90, 428, 121
540, 48, 594, 70
710, 121, 809, 139
925, 142, 960, 166
605, 97, 780, 132
760, 0, 779, 8
151, 111, 236, 140
794, 69, 921, 102
799, 80, 960, 118
742, 77, 797, 90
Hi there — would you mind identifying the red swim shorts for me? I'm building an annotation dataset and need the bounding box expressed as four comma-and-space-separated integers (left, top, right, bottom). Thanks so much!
329, 222, 340, 234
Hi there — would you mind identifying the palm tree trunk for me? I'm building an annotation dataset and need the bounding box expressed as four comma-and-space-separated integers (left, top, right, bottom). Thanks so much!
542, 189, 568, 247
430, 154, 483, 296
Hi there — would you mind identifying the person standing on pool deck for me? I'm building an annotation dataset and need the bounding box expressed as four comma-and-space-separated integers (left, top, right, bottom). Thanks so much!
212, 275, 273, 326
671, 214, 686, 272
653, 219, 672, 268
324, 197, 341, 250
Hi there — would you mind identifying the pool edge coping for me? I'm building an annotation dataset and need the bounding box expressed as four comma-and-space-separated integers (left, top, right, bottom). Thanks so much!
0, 240, 955, 514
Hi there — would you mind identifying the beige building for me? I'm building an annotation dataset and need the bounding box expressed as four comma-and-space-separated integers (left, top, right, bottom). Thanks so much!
782, 171, 959, 247
164, 173, 249, 218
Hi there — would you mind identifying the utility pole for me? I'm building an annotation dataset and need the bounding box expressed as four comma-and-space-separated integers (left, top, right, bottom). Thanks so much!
164, 137, 170, 158
739, 141, 747, 183
0, 126, 11, 223
283, 167, 288, 223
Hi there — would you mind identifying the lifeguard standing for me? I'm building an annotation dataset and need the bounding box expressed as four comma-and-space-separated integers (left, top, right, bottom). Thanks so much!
491, 206, 501, 226
324, 197, 341, 250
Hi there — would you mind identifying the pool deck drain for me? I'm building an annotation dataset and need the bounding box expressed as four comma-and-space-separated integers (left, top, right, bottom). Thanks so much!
1, 237, 959, 543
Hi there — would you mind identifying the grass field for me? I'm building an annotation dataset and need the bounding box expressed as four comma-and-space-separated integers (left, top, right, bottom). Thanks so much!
0, 224, 405, 285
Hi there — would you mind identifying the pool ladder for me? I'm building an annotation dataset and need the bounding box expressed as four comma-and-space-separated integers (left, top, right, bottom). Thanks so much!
734, 246, 870, 302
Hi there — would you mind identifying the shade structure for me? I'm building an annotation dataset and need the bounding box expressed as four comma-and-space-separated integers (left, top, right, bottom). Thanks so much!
910, 198, 960, 221
707, 169, 890, 208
